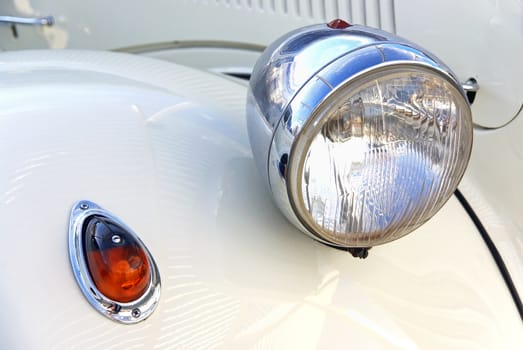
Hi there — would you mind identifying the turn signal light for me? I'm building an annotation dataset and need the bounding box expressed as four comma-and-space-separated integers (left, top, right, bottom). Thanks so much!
69, 201, 161, 324
83, 215, 151, 303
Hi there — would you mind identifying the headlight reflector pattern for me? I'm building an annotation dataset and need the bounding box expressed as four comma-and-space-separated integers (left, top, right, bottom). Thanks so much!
289, 65, 472, 247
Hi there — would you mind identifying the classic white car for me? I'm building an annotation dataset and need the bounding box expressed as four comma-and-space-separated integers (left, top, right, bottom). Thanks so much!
1, 1, 522, 349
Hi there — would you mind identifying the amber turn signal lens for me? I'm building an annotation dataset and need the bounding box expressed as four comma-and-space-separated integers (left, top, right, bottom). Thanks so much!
83, 216, 151, 303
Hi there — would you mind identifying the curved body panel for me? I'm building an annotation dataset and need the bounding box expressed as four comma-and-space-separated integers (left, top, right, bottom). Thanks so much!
0, 51, 521, 349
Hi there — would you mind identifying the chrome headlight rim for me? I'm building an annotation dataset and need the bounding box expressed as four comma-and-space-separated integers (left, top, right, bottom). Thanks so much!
281, 61, 472, 247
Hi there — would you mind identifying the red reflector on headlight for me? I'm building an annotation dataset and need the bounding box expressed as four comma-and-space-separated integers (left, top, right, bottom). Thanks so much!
327, 18, 351, 29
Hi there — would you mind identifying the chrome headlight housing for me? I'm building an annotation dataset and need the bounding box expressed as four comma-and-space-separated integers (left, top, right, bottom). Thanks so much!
247, 21, 473, 248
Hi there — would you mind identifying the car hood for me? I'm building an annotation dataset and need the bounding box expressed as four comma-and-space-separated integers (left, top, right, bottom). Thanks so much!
0, 50, 521, 349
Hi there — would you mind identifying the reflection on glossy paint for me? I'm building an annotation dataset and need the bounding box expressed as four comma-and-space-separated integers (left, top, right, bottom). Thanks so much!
1, 151, 69, 206
346, 309, 419, 350
14, 0, 35, 15
145, 102, 195, 124
42, 24, 68, 48
156, 248, 241, 349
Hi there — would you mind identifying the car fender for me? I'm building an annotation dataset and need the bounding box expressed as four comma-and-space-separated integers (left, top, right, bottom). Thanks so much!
0, 50, 521, 349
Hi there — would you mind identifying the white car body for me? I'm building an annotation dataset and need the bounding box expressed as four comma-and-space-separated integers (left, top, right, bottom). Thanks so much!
0, 1, 522, 349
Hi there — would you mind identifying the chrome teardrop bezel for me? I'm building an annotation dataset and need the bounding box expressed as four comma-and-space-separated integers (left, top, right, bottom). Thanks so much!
68, 200, 161, 324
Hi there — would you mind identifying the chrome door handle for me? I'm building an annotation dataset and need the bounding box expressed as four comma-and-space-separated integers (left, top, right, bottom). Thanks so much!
0, 15, 54, 26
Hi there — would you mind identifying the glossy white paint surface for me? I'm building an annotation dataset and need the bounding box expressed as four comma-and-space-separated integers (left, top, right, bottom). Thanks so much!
1, 0, 521, 128
0, 50, 521, 349
394, 0, 523, 128
460, 113, 523, 301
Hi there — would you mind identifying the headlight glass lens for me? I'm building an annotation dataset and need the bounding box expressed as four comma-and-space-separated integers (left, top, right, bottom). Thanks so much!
290, 65, 473, 247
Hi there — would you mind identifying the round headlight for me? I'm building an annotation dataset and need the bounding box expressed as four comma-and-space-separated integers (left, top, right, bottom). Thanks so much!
247, 21, 473, 249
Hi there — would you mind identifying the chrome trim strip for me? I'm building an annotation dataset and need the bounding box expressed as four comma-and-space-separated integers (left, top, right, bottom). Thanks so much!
0, 15, 54, 26
114, 40, 265, 54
